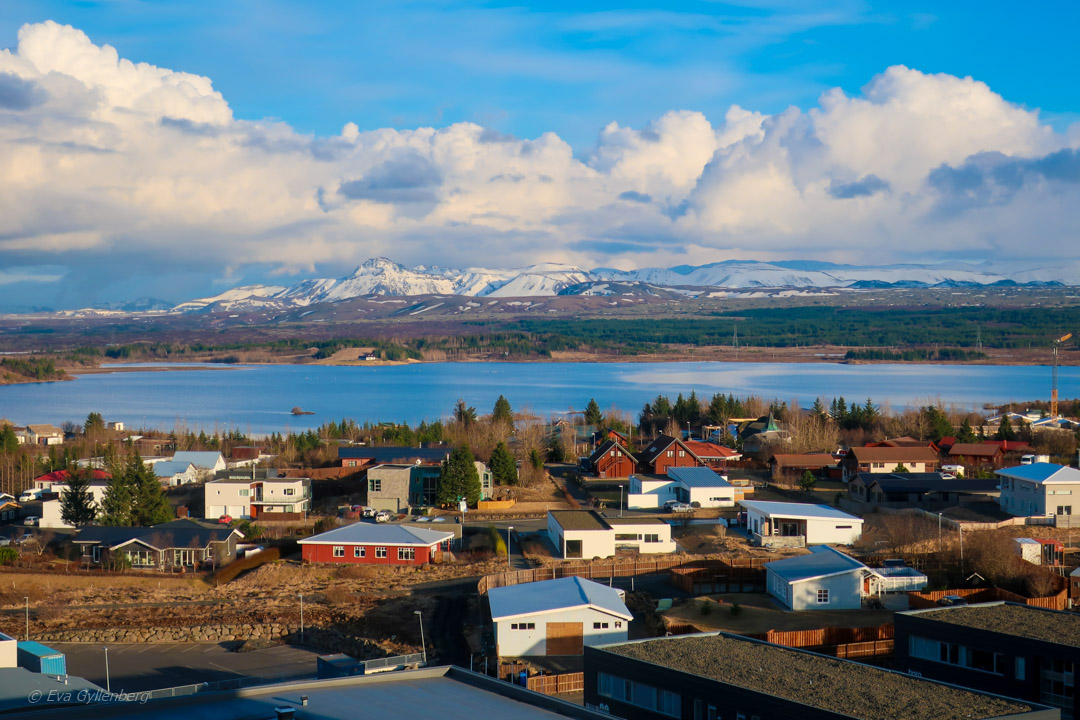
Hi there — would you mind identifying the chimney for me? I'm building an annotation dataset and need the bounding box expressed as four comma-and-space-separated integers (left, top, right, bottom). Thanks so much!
274, 707, 296, 720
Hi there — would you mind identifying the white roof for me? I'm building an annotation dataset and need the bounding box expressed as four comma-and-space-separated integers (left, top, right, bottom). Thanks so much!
298, 522, 453, 547
739, 500, 862, 522
488, 576, 632, 622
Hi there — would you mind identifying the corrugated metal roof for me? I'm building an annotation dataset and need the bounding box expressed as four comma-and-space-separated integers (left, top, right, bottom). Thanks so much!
667, 466, 731, 488
172, 451, 224, 469
298, 522, 454, 546
739, 500, 862, 521
16, 641, 62, 658
765, 546, 866, 583
153, 460, 195, 477
488, 576, 632, 621
997, 463, 1080, 484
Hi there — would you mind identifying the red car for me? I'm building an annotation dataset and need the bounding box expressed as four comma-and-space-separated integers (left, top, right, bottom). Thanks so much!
217, 515, 232, 524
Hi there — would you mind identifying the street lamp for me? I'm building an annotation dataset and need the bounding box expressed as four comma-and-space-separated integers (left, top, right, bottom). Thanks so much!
619, 484, 624, 518
23, 597, 28, 641
104, 646, 110, 694
937, 513, 942, 551
414, 610, 426, 665
507, 526, 513, 567
298, 592, 304, 644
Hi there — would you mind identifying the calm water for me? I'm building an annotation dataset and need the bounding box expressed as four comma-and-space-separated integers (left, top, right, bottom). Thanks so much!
0, 361, 1069, 435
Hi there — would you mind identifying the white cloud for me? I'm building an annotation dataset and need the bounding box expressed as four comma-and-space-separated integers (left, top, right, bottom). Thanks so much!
0, 20, 1078, 306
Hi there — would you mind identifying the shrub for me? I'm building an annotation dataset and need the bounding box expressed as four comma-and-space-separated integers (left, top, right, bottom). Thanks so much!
700, 600, 712, 616
729, 603, 742, 617
488, 525, 508, 557
211, 546, 281, 585
0, 548, 17, 565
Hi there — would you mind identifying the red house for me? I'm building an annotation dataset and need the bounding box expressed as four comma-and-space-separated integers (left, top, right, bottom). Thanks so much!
299, 523, 454, 566
587, 439, 636, 478
682, 440, 742, 468
636, 434, 703, 474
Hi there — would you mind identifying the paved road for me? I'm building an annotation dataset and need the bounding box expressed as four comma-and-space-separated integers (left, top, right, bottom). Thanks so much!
50, 643, 321, 693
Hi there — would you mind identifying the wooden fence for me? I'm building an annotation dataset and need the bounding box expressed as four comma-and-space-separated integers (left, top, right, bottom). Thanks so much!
478, 555, 767, 594
669, 561, 767, 594
527, 673, 585, 695
740, 624, 895, 660
907, 584, 1068, 611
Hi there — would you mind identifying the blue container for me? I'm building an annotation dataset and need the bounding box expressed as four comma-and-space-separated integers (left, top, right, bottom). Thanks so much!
317, 654, 363, 679
17, 641, 66, 676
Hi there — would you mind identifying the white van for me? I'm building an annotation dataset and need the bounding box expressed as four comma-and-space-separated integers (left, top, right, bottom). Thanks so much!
940, 464, 965, 478
17, 489, 41, 503
1020, 454, 1050, 465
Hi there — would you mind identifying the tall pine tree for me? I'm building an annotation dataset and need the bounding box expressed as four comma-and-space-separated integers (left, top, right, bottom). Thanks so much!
128, 454, 172, 526
99, 457, 135, 526
60, 468, 97, 528
492, 395, 515, 429
489, 441, 518, 486
436, 445, 482, 507
584, 398, 603, 426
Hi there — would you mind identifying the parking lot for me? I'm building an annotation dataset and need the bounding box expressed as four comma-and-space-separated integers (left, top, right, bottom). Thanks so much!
50, 642, 322, 693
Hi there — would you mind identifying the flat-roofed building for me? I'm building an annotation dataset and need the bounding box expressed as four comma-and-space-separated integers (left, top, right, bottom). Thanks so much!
546, 511, 675, 559
740, 500, 863, 548
584, 633, 1056, 720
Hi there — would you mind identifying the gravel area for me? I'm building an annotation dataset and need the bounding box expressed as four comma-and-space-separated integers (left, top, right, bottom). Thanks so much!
914, 603, 1080, 648
607, 635, 1033, 720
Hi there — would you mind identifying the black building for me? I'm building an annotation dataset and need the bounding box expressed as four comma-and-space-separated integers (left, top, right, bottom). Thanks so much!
584, 632, 1058, 720
895, 602, 1078, 720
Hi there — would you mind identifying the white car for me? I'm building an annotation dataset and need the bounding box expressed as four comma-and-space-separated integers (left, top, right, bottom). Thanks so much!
375, 510, 392, 523
23, 516, 39, 527
664, 501, 693, 514
18, 491, 40, 503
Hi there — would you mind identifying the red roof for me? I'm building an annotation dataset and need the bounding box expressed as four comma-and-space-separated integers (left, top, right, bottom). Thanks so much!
34, 469, 111, 484
980, 440, 1033, 453
683, 441, 740, 459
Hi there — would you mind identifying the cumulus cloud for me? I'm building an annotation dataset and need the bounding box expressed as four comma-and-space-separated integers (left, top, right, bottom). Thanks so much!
0, 21, 1078, 307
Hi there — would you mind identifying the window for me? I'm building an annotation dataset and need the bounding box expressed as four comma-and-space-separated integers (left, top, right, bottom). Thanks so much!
593, 622, 609, 629
596, 673, 680, 718
375, 547, 387, 558
678, 450, 685, 458
369, 479, 382, 492
1058, 505, 1073, 516
644, 534, 660, 543
816, 589, 830, 604
666, 450, 674, 457
835, 525, 852, 529
284, 488, 295, 495
615, 533, 640, 541
398, 547, 415, 561
511, 622, 535, 630
615, 621, 622, 628
333, 545, 344, 557
1016, 657, 1026, 681
1040, 658, 1074, 713
239, 489, 250, 497
354, 546, 365, 558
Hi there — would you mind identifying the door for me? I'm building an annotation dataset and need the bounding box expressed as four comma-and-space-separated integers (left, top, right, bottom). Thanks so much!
546, 622, 583, 655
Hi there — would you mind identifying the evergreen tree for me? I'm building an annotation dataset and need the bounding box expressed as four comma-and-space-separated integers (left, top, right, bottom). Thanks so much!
0, 424, 18, 455
811, 398, 827, 421
997, 415, 1015, 441
584, 398, 603, 426
60, 468, 97, 527
922, 406, 954, 442
128, 454, 172, 526
706, 393, 728, 425
436, 445, 481, 507
862, 398, 879, 427
651, 395, 672, 418
489, 441, 518, 486
957, 417, 977, 444
492, 395, 515, 428
99, 459, 135, 526
84, 412, 105, 438
798, 470, 817, 492
453, 399, 478, 427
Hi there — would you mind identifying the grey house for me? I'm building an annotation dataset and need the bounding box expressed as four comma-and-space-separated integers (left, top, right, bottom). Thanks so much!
70, 519, 243, 571
765, 545, 870, 611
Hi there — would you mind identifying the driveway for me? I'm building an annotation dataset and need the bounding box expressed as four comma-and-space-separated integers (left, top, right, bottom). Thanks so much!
49, 642, 321, 693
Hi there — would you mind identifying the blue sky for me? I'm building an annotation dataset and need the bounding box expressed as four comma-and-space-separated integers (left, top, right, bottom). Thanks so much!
2, 1, 1077, 149
1, 2, 1080, 310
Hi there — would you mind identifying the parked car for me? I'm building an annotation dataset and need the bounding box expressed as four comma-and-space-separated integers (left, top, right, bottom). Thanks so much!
664, 500, 693, 514
23, 516, 39, 527
937, 595, 969, 607
415, 516, 431, 523
375, 510, 392, 523
18, 490, 40, 503
217, 514, 233, 524
361, 507, 376, 518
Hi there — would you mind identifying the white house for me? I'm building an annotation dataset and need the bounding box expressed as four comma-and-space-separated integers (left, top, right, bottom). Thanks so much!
488, 576, 632, 656
628, 467, 734, 509
997, 463, 1080, 517
204, 477, 311, 521
765, 546, 871, 611
172, 451, 227, 476
40, 479, 110, 528
153, 460, 199, 487
25, 425, 64, 446
546, 510, 675, 559
740, 500, 863, 548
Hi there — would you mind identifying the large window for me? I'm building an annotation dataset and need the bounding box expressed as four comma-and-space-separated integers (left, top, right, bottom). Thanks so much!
369, 479, 382, 492
597, 673, 680, 718
354, 546, 365, 558
615, 534, 640, 541
1040, 658, 1074, 716
398, 547, 415, 561
909, 636, 1005, 675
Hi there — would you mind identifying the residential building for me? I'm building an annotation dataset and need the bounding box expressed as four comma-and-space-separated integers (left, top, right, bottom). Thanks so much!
33, 469, 110, 493
203, 476, 310, 520
0, 498, 16, 523
171, 451, 226, 476
635, 434, 702, 474
583, 633, 1053, 720
489, 576, 632, 657
299, 523, 454, 566
338, 445, 449, 469
680, 440, 741, 468
998, 463, 1080, 517
153, 460, 199, 487
895, 602, 1079, 720
740, 500, 863, 548
627, 467, 734, 509
17, 665, 613, 720
39, 475, 112, 529
24, 424, 63, 446
366, 464, 413, 513
769, 453, 838, 481
69, 520, 242, 570
848, 472, 1000, 510
738, 414, 786, 454
587, 439, 637, 479
764, 546, 926, 611
546, 510, 674, 559
949, 443, 1006, 470
841, 446, 940, 480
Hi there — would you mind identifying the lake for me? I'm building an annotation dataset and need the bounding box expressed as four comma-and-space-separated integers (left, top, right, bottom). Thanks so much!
0, 361, 1068, 435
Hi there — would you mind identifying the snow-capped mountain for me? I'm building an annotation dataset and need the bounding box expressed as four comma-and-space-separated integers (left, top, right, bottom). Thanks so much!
171, 257, 1075, 313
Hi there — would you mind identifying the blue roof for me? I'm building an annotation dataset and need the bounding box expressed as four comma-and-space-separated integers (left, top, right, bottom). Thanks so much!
16, 641, 62, 658
765, 546, 867, 583
667, 466, 732, 488
487, 576, 632, 621
739, 500, 861, 521
153, 460, 194, 477
172, 451, 223, 469
997, 463, 1080, 484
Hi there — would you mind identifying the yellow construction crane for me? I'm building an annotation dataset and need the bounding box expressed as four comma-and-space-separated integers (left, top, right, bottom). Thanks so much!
1052, 333, 1072, 419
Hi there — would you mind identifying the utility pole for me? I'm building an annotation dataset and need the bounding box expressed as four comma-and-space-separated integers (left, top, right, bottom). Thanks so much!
414, 610, 426, 665
23, 597, 28, 641
299, 593, 304, 644
104, 647, 110, 694
507, 526, 513, 567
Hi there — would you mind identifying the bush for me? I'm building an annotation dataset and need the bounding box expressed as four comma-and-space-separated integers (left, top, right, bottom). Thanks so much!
729, 603, 742, 617
211, 546, 281, 585
488, 525, 508, 557
700, 600, 712, 616
0, 548, 17, 565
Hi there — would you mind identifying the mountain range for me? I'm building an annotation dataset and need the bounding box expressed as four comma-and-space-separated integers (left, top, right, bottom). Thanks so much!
162, 257, 1076, 313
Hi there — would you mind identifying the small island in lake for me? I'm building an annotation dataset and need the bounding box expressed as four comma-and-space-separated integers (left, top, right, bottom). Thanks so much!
290, 406, 315, 415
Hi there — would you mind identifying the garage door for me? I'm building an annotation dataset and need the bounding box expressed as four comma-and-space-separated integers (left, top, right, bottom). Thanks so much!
546, 622, 583, 655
